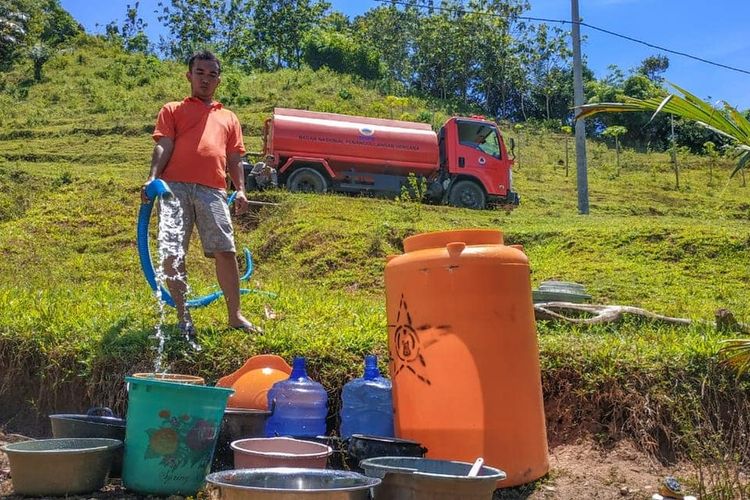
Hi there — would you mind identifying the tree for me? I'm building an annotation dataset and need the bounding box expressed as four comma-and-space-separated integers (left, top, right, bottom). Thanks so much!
702, 141, 718, 187
602, 125, 627, 175
105, 1, 150, 54
218, 0, 260, 70
29, 40, 48, 80
636, 54, 669, 82
0, 0, 28, 69
121, 1, 149, 53
523, 23, 573, 120
602, 73, 670, 150
1, 0, 80, 75
302, 29, 382, 80
353, 4, 417, 94
411, 4, 460, 100
252, 0, 331, 69
157, 0, 224, 62
22, 0, 82, 47
470, 0, 534, 119
319, 10, 349, 31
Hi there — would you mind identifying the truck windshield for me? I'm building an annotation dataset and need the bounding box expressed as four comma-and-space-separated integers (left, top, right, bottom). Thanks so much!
457, 121, 502, 158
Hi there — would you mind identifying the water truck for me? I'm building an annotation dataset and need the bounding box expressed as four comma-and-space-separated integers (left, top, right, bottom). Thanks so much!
244, 108, 519, 210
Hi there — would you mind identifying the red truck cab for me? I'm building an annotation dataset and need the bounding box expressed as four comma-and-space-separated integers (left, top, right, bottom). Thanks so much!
439, 116, 518, 208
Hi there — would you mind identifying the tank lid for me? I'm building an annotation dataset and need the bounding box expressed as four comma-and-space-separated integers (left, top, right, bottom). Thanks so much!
403, 229, 503, 253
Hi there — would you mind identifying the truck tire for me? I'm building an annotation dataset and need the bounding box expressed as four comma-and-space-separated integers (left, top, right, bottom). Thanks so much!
448, 180, 486, 209
286, 167, 328, 193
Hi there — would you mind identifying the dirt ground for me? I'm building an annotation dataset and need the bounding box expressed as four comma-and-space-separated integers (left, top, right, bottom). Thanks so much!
495, 439, 694, 499
0, 432, 695, 499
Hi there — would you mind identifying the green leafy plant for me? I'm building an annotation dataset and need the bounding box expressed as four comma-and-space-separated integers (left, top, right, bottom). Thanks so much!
395, 173, 427, 222
602, 125, 627, 175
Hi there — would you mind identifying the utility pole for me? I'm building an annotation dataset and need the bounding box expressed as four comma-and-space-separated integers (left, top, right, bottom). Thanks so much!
571, 0, 589, 214
671, 114, 680, 189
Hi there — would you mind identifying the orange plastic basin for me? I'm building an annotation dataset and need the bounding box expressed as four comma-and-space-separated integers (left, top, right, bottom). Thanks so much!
385, 229, 549, 487
217, 355, 292, 410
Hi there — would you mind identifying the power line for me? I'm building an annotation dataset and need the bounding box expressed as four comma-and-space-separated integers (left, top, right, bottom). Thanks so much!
373, 0, 750, 76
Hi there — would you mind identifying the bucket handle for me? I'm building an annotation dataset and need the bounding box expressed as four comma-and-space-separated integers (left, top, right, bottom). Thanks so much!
86, 407, 115, 418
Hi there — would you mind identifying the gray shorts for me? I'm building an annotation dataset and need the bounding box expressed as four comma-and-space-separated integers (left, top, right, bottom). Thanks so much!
165, 181, 236, 257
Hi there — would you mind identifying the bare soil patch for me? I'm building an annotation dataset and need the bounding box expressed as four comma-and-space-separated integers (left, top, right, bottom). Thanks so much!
495, 439, 695, 499
1, 431, 695, 500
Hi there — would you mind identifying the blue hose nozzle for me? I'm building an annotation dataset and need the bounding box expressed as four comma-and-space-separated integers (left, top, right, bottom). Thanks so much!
144, 179, 173, 201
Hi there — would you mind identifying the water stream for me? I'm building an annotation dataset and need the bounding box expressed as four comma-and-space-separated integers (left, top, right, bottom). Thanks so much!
151, 195, 200, 373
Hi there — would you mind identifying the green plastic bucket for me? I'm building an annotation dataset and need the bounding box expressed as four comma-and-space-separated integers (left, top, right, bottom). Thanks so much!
122, 376, 233, 496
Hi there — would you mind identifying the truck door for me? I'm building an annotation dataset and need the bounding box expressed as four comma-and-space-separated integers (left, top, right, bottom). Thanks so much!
452, 120, 512, 200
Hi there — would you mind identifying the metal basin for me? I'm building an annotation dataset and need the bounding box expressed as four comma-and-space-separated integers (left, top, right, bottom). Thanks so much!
361, 456, 506, 500
2, 438, 122, 496
49, 407, 126, 476
206, 467, 381, 499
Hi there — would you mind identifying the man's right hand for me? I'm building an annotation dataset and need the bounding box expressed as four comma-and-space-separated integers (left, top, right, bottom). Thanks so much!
141, 177, 155, 204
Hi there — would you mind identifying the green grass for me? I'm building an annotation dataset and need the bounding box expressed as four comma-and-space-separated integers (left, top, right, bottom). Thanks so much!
1, 40, 749, 496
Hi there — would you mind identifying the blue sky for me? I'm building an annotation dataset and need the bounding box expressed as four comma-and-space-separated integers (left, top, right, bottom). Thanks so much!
60, 0, 750, 109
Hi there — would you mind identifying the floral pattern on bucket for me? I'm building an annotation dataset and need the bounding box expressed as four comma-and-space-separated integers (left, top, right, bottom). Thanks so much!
144, 409, 217, 469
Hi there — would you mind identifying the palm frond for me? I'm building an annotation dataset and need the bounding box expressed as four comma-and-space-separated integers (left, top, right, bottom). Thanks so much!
719, 339, 750, 377
731, 149, 750, 178
647, 94, 673, 126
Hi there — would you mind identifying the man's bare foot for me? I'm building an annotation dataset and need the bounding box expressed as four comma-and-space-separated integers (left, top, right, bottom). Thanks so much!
229, 314, 263, 334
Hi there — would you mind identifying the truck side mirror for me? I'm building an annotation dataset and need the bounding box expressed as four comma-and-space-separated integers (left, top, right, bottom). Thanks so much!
509, 137, 516, 160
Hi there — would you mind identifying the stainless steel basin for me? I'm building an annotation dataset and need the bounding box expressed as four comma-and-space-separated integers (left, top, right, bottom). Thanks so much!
206, 467, 381, 499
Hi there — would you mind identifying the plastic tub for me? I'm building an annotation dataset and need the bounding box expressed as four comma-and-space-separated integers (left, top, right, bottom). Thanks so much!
2, 438, 122, 496
231, 437, 332, 469
361, 456, 506, 500
122, 376, 233, 496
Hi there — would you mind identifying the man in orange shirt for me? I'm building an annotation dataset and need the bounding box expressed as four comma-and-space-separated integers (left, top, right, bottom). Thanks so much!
141, 50, 258, 338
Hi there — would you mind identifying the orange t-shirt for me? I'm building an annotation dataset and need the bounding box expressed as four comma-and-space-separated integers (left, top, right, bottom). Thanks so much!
152, 97, 246, 189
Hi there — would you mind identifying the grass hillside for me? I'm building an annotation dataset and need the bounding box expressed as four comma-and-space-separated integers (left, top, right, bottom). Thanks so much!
1, 38, 749, 496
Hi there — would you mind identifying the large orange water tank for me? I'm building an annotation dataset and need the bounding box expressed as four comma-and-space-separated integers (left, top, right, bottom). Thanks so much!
384, 229, 548, 487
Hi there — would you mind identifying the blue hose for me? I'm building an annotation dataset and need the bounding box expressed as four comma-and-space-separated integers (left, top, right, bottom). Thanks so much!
137, 179, 266, 309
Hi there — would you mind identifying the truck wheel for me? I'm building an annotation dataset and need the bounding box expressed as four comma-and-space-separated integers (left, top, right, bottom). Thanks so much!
448, 180, 486, 209
286, 167, 328, 193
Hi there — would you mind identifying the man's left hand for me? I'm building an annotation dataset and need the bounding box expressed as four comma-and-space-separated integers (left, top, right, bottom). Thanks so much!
234, 190, 249, 215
